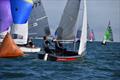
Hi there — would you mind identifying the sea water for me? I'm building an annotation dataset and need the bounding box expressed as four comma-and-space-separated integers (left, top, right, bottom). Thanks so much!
0, 39, 120, 80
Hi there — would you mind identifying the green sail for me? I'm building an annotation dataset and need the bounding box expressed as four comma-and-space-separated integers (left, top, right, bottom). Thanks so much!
104, 25, 113, 42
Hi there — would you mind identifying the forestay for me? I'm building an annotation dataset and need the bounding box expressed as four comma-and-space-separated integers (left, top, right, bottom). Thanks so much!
28, 0, 51, 38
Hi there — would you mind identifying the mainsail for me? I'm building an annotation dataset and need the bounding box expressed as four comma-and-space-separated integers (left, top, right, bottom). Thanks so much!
55, 0, 81, 40
28, 0, 51, 38
103, 21, 113, 43
0, 0, 12, 42
10, 0, 33, 45
78, 0, 87, 55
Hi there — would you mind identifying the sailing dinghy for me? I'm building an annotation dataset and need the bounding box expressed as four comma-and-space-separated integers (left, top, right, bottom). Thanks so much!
10, 0, 40, 52
87, 24, 95, 42
38, 0, 88, 62
0, 0, 23, 58
89, 29, 95, 42
102, 21, 114, 45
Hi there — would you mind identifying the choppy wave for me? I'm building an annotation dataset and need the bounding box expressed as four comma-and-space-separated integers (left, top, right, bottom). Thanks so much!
0, 40, 120, 80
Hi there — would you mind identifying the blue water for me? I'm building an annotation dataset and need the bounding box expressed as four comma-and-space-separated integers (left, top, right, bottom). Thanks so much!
0, 40, 120, 80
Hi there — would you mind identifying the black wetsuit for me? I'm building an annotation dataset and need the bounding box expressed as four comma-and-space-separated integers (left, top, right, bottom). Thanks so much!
43, 40, 52, 53
29, 41, 34, 47
55, 41, 65, 51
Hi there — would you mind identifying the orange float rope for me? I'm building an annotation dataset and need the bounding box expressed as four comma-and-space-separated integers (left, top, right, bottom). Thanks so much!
0, 33, 24, 58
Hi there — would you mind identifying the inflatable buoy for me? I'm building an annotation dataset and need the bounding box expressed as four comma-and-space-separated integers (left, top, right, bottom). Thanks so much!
0, 33, 24, 58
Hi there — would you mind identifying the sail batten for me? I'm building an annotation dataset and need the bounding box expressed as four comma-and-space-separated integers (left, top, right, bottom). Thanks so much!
29, 0, 50, 38
55, 0, 81, 40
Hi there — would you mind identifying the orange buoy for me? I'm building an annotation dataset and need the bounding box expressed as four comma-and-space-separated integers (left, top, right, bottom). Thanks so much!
0, 33, 24, 58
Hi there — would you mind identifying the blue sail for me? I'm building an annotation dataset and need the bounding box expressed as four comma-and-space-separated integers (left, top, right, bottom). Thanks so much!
10, 0, 33, 45
10, 0, 33, 24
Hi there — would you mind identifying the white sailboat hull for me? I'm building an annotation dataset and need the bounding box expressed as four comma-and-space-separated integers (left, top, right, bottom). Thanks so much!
20, 47, 41, 53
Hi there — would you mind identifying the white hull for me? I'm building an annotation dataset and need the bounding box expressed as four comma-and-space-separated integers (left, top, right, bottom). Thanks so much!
20, 47, 41, 53
102, 40, 113, 43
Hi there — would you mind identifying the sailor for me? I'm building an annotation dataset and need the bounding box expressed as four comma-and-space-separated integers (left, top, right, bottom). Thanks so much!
43, 36, 53, 53
54, 39, 66, 51
55, 40, 62, 50
26, 38, 35, 48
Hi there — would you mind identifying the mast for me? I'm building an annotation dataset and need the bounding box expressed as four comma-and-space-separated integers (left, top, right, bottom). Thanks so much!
78, 0, 87, 55
28, 0, 51, 38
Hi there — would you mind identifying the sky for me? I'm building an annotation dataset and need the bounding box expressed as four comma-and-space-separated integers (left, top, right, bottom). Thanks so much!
41, 0, 120, 42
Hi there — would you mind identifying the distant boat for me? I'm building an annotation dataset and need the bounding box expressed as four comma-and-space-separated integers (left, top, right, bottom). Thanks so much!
28, 0, 51, 38
0, 0, 23, 58
102, 21, 114, 45
10, 0, 40, 52
77, 24, 95, 42
88, 29, 95, 42
87, 24, 95, 42
38, 0, 88, 62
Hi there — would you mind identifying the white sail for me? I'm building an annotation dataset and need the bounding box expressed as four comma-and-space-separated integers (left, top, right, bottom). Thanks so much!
78, 0, 87, 55
11, 22, 28, 45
